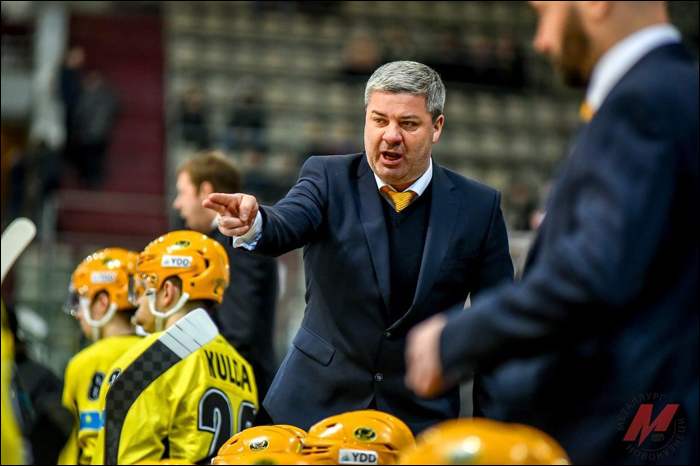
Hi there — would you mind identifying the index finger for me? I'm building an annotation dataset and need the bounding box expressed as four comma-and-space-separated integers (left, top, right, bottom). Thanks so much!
202, 198, 226, 215
207, 193, 239, 207
204, 193, 240, 216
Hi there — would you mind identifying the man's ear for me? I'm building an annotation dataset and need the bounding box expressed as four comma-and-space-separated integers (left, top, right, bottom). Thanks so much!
199, 181, 215, 198
161, 279, 181, 308
432, 115, 445, 143
93, 291, 111, 318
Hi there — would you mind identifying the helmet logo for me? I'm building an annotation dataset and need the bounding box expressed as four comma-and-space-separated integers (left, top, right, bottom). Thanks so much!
354, 427, 378, 442
339, 449, 379, 464
161, 255, 193, 268
172, 240, 191, 249
91, 272, 117, 284
249, 438, 270, 452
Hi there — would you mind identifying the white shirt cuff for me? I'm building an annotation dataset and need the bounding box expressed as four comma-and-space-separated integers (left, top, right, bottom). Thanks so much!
230, 211, 263, 250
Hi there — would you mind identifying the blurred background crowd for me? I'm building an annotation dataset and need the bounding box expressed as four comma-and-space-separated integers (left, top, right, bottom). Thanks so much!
1, 1, 698, 440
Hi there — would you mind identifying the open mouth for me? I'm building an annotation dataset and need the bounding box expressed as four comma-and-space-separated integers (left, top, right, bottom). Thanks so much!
381, 151, 403, 165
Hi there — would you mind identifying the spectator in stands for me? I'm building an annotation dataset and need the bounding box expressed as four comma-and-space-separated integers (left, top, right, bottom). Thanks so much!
382, 26, 420, 63
179, 83, 210, 150
70, 70, 119, 188
242, 148, 294, 204
223, 88, 267, 153
6, 138, 60, 226
466, 36, 498, 87
493, 37, 525, 89
60, 46, 85, 157
342, 32, 383, 80
424, 29, 471, 84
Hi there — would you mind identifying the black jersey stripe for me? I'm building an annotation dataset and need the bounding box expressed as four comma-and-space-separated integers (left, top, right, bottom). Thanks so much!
103, 340, 182, 465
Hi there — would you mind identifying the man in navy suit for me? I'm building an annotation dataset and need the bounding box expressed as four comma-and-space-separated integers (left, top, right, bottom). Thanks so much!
406, 2, 699, 464
205, 61, 514, 434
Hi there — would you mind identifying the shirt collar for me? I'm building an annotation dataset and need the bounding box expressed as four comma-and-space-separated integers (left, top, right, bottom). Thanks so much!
373, 158, 433, 196
586, 24, 681, 112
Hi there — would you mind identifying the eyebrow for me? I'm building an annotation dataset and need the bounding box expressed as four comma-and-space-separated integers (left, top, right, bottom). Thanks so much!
370, 110, 421, 120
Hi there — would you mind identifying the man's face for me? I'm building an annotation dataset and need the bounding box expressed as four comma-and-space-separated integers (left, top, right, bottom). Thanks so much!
133, 291, 158, 334
530, 1, 596, 88
173, 171, 213, 233
364, 91, 444, 191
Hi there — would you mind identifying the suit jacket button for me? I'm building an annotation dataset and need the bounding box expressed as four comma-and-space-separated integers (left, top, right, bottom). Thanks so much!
375, 373, 384, 382
384, 331, 392, 339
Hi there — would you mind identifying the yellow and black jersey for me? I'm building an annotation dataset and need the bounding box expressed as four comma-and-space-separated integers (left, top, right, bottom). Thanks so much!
58, 334, 142, 465
90, 309, 258, 465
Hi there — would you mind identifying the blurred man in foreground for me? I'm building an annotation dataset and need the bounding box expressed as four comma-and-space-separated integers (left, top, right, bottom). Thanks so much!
406, 2, 699, 464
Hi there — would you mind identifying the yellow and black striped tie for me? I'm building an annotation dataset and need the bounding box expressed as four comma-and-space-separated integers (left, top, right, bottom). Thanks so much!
381, 186, 417, 212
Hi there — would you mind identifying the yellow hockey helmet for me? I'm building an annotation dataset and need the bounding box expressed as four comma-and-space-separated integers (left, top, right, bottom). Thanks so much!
213, 451, 309, 465
398, 418, 571, 465
64, 248, 138, 340
301, 410, 415, 465
129, 231, 229, 331
213, 425, 308, 465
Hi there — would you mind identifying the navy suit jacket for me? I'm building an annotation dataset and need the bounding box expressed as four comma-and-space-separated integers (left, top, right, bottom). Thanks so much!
440, 44, 699, 464
251, 153, 513, 434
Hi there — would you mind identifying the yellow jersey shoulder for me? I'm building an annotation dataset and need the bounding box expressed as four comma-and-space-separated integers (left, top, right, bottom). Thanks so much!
66, 335, 142, 377
65, 335, 142, 405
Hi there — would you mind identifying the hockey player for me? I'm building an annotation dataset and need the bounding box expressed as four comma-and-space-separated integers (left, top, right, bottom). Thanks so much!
90, 231, 258, 465
58, 248, 142, 465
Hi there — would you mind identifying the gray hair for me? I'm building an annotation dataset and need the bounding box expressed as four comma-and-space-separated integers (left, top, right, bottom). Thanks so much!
364, 61, 446, 122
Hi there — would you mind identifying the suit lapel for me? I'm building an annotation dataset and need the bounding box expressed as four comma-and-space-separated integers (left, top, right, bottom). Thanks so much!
354, 156, 392, 316
390, 163, 459, 330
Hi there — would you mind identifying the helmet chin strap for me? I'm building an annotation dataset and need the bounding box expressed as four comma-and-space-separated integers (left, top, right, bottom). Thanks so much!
148, 292, 190, 332
80, 298, 119, 342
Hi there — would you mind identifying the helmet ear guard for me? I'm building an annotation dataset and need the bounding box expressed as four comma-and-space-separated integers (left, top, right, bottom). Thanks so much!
80, 296, 119, 341
148, 289, 190, 332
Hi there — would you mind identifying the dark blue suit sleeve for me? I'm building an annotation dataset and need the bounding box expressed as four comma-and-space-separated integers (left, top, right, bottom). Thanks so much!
473, 191, 515, 298
440, 90, 679, 376
254, 156, 328, 257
